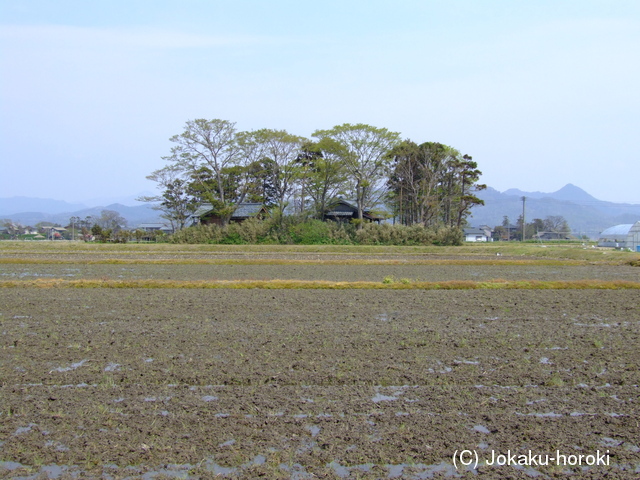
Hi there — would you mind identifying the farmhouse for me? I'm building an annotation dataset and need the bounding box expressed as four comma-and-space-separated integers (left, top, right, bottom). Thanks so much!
136, 223, 174, 235
598, 221, 640, 251
41, 226, 67, 239
464, 227, 489, 242
189, 203, 269, 226
323, 199, 382, 223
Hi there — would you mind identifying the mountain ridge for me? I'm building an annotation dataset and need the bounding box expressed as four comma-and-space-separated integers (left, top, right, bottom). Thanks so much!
469, 184, 640, 238
0, 202, 162, 228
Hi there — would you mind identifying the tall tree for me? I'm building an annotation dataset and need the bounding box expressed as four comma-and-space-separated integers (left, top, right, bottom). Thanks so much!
239, 129, 305, 212
543, 215, 570, 234
138, 165, 198, 231
304, 138, 349, 219
313, 124, 400, 226
165, 119, 240, 224
96, 210, 127, 232
388, 141, 453, 226
292, 141, 322, 215
450, 155, 486, 228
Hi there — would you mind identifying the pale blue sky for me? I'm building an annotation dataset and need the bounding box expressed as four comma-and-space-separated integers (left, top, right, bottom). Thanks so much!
1, 0, 639, 204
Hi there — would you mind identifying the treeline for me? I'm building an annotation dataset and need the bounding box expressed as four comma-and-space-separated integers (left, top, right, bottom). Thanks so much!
143, 119, 486, 239
495, 215, 573, 241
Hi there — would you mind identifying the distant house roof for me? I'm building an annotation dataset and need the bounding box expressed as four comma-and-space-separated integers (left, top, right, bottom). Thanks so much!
324, 199, 382, 222
464, 228, 486, 235
232, 203, 267, 219
137, 223, 173, 232
189, 203, 268, 225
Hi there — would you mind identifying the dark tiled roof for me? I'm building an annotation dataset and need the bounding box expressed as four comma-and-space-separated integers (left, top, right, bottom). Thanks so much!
192, 203, 266, 219
137, 223, 170, 229
193, 203, 214, 217
232, 203, 265, 218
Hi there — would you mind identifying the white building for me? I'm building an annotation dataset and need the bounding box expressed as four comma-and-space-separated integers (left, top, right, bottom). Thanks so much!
598, 221, 640, 251
464, 227, 489, 242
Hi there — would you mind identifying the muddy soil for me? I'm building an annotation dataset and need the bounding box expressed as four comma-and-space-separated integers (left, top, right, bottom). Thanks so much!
2, 263, 640, 283
1, 285, 639, 478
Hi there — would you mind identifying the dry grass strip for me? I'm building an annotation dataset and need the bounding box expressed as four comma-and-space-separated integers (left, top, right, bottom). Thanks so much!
0, 258, 586, 266
1, 278, 639, 290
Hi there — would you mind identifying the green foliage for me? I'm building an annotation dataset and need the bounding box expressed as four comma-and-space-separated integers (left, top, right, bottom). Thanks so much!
169, 217, 462, 246
354, 223, 462, 246
288, 219, 332, 244
388, 141, 485, 228
312, 123, 401, 226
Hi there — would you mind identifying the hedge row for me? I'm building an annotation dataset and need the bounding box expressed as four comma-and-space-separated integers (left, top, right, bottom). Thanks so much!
169, 218, 463, 246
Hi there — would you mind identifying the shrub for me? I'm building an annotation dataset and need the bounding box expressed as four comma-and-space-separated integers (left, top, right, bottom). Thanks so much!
227, 217, 271, 244
288, 220, 332, 244
169, 217, 463, 246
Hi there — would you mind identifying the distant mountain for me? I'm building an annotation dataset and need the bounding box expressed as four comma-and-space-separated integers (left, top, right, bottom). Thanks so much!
1, 202, 162, 228
469, 184, 640, 238
0, 197, 88, 215
503, 183, 599, 204
81, 192, 155, 207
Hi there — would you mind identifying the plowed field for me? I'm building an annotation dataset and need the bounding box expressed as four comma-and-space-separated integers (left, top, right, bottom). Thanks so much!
1, 244, 639, 478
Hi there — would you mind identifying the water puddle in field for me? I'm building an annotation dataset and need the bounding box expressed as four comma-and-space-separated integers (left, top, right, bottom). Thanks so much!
279, 462, 314, 479
201, 395, 218, 402
1, 272, 75, 278
516, 411, 563, 418
3, 455, 637, 479
371, 385, 414, 403
473, 424, 491, 434
327, 460, 470, 478
372, 393, 398, 402
624, 443, 640, 453
454, 359, 479, 365
14, 423, 36, 435
50, 359, 89, 373
600, 437, 622, 447
104, 363, 120, 372
511, 464, 547, 477
144, 396, 171, 403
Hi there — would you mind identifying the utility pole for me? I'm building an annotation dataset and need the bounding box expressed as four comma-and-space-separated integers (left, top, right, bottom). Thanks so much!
521, 196, 526, 241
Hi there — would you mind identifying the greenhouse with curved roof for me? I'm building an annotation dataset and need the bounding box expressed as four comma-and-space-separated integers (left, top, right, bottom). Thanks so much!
598, 221, 640, 251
